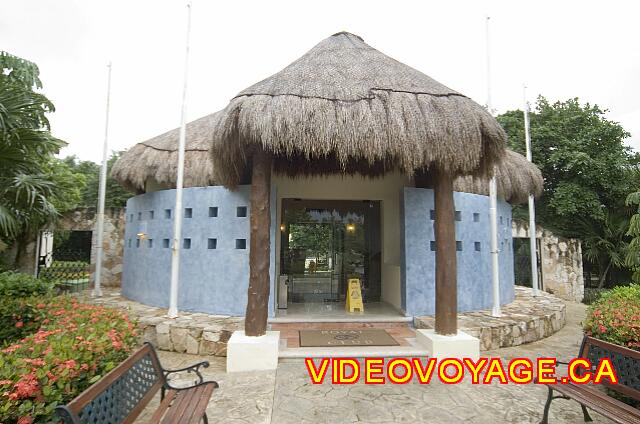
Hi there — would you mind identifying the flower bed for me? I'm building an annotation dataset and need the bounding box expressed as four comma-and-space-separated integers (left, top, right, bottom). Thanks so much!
0, 272, 53, 344
584, 284, 640, 351
0, 296, 138, 423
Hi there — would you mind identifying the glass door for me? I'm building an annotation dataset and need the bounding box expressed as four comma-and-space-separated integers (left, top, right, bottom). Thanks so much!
280, 199, 381, 303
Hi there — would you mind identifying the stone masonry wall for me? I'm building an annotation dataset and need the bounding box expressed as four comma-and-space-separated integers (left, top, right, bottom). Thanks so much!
512, 221, 584, 302
58, 208, 125, 287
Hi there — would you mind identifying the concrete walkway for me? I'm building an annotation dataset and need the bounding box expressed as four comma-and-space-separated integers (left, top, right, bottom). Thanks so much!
147, 301, 614, 423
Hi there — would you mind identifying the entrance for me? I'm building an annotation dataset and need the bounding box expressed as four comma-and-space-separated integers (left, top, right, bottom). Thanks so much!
280, 199, 381, 304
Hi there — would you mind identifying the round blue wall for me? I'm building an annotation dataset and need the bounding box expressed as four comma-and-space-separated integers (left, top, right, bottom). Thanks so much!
121, 185, 515, 317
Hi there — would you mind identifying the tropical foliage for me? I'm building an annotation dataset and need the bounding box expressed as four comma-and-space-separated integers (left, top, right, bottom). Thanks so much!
0, 296, 138, 423
0, 271, 53, 343
584, 284, 640, 351
0, 52, 80, 243
497, 97, 636, 287
62, 152, 132, 209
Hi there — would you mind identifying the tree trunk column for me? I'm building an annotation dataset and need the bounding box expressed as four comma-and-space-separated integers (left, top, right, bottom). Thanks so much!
434, 169, 457, 335
245, 150, 272, 337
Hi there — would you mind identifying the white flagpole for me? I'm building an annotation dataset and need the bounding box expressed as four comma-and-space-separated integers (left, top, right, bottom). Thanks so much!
523, 85, 540, 296
93, 62, 112, 298
486, 16, 501, 317
168, 3, 192, 318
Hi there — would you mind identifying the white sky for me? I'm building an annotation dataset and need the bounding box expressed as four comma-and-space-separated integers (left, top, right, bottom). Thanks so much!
2, 0, 639, 162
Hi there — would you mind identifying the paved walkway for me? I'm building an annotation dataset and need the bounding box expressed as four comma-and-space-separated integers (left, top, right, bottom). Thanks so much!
148, 301, 614, 423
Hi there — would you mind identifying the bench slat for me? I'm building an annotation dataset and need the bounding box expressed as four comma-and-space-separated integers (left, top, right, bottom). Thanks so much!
159, 384, 216, 424
148, 390, 177, 424
553, 384, 640, 424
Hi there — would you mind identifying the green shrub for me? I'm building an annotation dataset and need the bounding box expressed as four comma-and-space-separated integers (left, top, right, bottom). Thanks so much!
0, 296, 138, 423
584, 284, 640, 350
0, 272, 53, 298
0, 272, 53, 345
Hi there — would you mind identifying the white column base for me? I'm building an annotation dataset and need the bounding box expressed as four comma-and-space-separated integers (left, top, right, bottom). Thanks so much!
416, 329, 479, 360
226, 331, 280, 372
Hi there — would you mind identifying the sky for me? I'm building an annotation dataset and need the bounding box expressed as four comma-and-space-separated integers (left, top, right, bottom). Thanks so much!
2, 0, 639, 162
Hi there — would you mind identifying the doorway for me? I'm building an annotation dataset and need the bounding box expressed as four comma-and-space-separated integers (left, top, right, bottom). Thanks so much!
279, 199, 381, 304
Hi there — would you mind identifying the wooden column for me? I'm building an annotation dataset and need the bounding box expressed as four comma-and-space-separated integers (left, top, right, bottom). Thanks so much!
245, 150, 272, 337
433, 169, 457, 335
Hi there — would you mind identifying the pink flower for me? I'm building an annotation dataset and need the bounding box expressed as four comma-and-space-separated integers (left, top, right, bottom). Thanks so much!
15, 321, 24, 328
17, 416, 32, 424
0, 380, 12, 386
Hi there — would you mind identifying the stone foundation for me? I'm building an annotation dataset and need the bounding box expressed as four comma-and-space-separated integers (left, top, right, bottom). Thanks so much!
83, 287, 565, 356
414, 287, 566, 351
81, 289, 243, 356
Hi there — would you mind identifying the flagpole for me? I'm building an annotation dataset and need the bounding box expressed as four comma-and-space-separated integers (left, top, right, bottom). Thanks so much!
168, 3, 192, 318
93, 61, 112, 298
523, 85, 540, 296
485, 16, 501, 317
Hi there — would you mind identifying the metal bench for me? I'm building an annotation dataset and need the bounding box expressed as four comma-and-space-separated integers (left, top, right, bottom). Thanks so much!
540, 335, 640, 424
55, 343, 218, 424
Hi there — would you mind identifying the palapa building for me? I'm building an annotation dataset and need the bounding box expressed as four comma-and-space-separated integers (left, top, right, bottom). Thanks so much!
112, 32, 542, 355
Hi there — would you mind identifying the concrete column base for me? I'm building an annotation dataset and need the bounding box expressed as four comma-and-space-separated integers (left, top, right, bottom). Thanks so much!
226, 330, 280, 372
416, 329, 479, 360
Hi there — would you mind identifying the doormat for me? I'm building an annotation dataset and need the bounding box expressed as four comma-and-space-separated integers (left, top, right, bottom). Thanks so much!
299, 329, 399, 347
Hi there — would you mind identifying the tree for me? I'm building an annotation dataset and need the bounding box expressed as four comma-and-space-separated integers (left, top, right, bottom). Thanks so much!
0, 52, 77, 243
625, 190, 640, 283
497, 97, 635, 287
498, 97, 632, 237
63, 152, 132, 209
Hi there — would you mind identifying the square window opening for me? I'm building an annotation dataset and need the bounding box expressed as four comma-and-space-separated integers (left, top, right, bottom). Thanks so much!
136, 239, 140, 248
164, 209, 171, 219
237, 206, 247, 217
473, 213, 480, 222
429, 240, 436, 251
208, 238, 217, 249
149, 210, 154, 220
209, 207, 218, 217
235, 239, 247, 249
184, 208, 193, 218
456, 241, 463, 251
148, 239, 153, 248
183, 238, 191, 249
455, 211, 462, 221
162, 239, 170, 248
137, 212, 142, 221
474, 242, 481, 252
429, 210, 435, 220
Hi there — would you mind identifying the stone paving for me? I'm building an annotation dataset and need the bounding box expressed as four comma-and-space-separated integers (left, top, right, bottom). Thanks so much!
138, 301, 615, 423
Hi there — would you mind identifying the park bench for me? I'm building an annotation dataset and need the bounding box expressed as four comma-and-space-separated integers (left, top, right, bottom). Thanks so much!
540, 335, 640, 424
55, 343, 218, 424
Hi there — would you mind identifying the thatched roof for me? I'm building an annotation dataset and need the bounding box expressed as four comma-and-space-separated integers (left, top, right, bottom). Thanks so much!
453, 150, 543, 204
111, 113, 218, 192
209, 32, 508, 187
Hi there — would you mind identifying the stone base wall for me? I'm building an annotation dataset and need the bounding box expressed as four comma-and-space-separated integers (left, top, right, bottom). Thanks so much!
512, 221, 584, 302
82, 289, 243, 356
415, 287, 566, 351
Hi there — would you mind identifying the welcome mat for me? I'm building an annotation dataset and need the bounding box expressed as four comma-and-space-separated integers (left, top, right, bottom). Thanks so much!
299, 329, 399, 347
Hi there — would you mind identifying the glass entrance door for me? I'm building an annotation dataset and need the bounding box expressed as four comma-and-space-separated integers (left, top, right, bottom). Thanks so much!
280, 199, 381, 303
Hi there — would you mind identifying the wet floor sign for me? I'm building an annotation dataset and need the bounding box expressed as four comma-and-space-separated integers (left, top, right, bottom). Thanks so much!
346, 278, 364, 313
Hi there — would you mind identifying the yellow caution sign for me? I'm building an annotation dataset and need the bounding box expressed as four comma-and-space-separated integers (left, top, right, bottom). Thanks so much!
346, 278, 364, 313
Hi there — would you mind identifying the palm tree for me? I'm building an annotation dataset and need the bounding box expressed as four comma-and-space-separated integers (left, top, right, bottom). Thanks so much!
0, 52, 66, 242
579, 210, 630, 289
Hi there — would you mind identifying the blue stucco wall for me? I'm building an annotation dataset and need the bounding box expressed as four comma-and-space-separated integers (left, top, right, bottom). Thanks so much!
121, 186, 277, 317
401, 187, 515, 316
